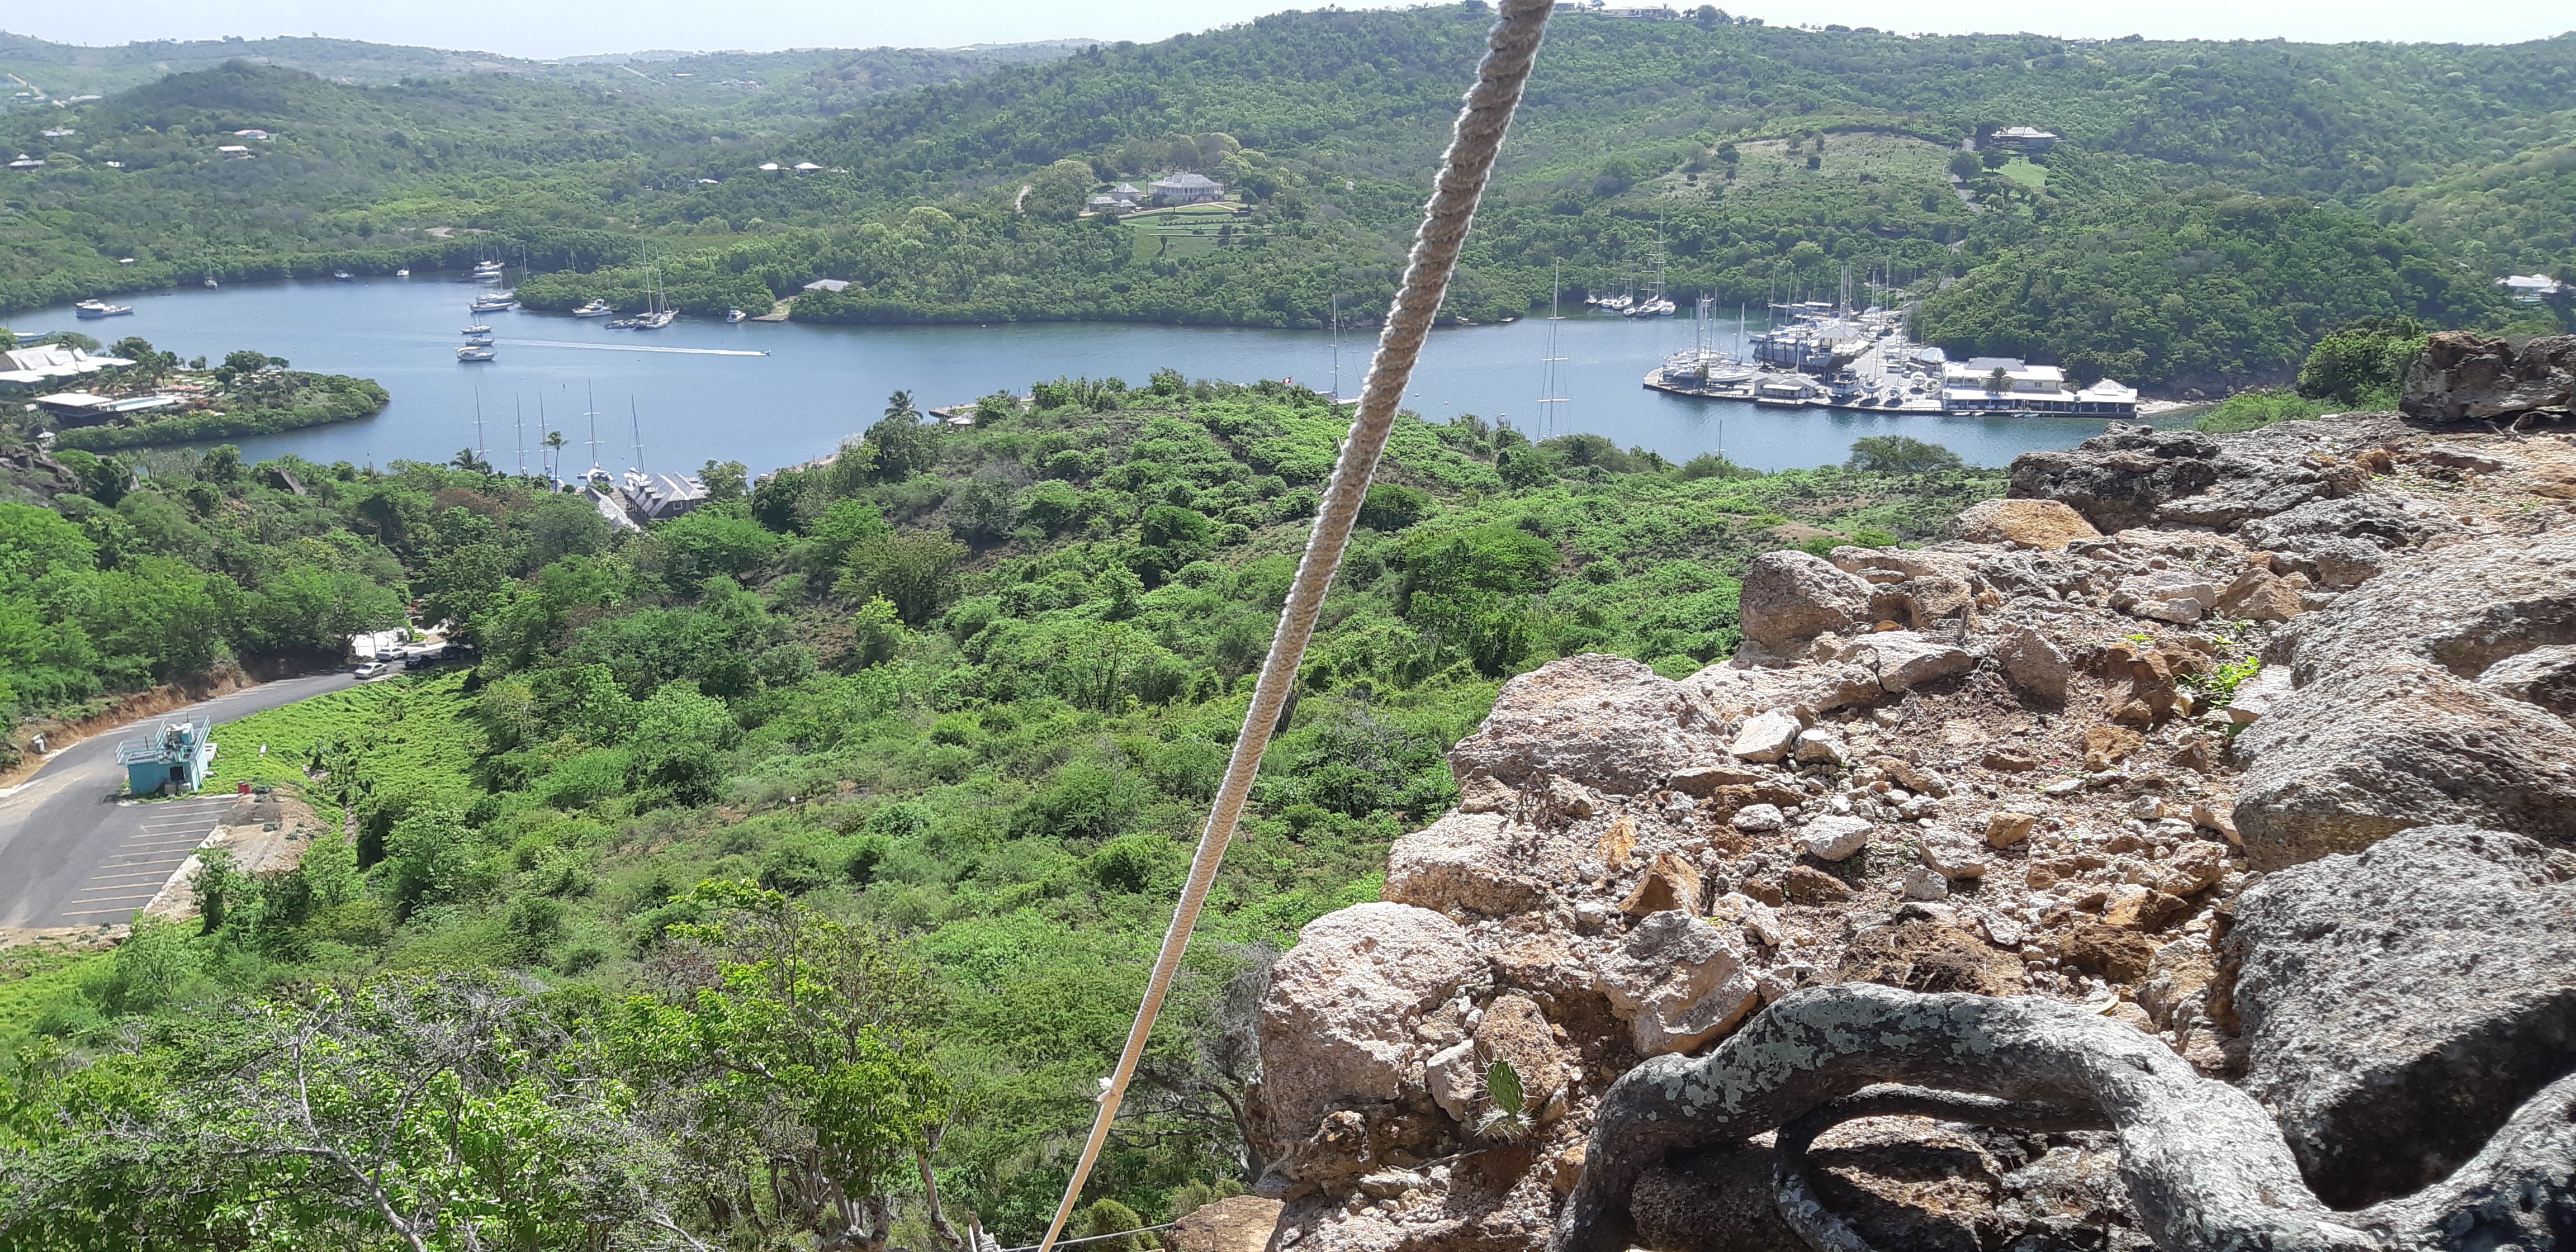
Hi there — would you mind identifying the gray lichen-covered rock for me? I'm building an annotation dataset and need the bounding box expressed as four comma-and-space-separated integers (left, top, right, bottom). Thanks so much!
2480, 644, 2576, 719
1841, 630, 1974, 692
2231, 662, 2576, 867
2223, 824, 2576, 1208
1253, 903, 1478, 1156
2237, 491, 2448, 553
1445, 652, 1718, 795
2400, 330, 2576, 420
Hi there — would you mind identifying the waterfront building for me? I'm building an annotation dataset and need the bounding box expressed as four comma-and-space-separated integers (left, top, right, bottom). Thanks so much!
0, 344, 136, 388
1940, 357, 2135, 416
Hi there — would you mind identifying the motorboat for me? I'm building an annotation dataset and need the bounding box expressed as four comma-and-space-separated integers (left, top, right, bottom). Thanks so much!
468, 293, 516, 312
462, 325, 493, 336
456, 344, 496, 362
74, 300, 134, 319
463, 333, 495, 346
333, 271, 353, 281
1622, 297, 1675, 318
203, 277, 219, 288
724, 307, 747, 323
572, 300, 614, 317
396, 268, 410, 277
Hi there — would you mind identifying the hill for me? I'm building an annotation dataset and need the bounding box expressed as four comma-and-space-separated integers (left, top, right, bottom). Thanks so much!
5, 12, 2575, 387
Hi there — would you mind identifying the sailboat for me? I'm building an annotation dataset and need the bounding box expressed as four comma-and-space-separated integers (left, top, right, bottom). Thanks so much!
1622, 228, 1675, 317
1536, 260, 1570, 438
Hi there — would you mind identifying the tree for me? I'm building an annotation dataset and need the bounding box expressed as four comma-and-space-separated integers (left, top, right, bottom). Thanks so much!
1984, 366, 2012, 395
222, 348, 280, 374
628, 681, 744, 803
699, 459, 748, 501
613, 881, 957, 1252
1846, 435, 1965, 473
864, 392, 937, 481
2296, 321, 2426, 406
839, 533, 967, 625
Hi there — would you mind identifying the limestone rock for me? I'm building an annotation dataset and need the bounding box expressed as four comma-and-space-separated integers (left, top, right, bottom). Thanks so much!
1985, 811, 2038, 848
2225, 824, 2576, 1207
2054, 921, 2157, 982
1706, 891, 1784, 946
1445, 652, 1715, 795
1728, 709, 1802, 763
1785, 864, 1853, 903
1897, 865, 1951, 900
2215, 566, 2304, 622
2479, 643, 2576, 718
1588, 910, 1760, 1056
2135, 936, 2217, 1032
2239, 492, 2444, 554
1995, 627, 2072, 703
1664, 762, 1765, 795
1731, 803, 1785, 832
2114, 571, 2219, 624
1843, 630, 1975, 693
1381, 811, 1547, 917
1792, 727, 1848, 764
2081, 725, 2144, 771
1619, 851, 1703, 917
1254, 903, 1477, 1155
2399, 330, 2576, 421
1798, 814, 1873, 861
1945, 497, 2102, 549
1736, 551, 1872, 652
1915, 829, 1989, 880
1423, 1040, 1479, 1122
1168, 1196, 1284, 1252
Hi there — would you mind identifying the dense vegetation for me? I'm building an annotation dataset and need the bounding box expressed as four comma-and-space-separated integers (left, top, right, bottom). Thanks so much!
0, 374, 2002, 1246
7, 10, 2574, 390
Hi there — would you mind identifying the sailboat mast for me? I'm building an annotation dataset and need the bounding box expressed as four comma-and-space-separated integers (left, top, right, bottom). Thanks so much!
630, 399, 645, 472
473, 390, 485, 466
1330, 293, 1341, 401
514, 398, 525, 478
1538, 258, 1569, 439
585, 382, 602, 480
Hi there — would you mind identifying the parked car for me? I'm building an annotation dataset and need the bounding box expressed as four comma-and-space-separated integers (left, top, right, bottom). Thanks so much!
354, 660, 401, 680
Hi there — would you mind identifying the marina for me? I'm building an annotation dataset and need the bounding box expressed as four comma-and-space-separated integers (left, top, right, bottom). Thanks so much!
7, 274, 2177, 475
1643, 297, 2138, 419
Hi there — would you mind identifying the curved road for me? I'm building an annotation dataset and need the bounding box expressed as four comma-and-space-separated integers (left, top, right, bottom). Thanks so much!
0, 672, 356, 929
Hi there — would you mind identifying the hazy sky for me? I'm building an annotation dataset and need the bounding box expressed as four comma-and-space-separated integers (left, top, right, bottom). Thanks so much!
9, 0, 2567, 59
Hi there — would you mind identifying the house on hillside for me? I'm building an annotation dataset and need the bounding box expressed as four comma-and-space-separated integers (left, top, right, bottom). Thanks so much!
1989, 126, 2059, 151
1150, 172, 1225, 205
802, 278, 851, 293
1087, 182, 1144, 212
591, 470, 708, 530
2500, 274, 2565, 302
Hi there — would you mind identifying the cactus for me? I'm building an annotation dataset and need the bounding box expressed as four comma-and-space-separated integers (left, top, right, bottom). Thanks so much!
1475, 1057, 1532, 1142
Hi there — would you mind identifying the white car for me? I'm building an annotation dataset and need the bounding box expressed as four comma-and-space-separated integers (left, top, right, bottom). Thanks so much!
354, 660, 400, 680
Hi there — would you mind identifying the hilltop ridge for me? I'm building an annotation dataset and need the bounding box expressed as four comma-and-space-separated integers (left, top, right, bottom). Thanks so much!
1249, 338, 2576, 1250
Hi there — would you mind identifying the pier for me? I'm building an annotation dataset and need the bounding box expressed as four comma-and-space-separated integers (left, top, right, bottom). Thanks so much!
1641, 301, 2134, 418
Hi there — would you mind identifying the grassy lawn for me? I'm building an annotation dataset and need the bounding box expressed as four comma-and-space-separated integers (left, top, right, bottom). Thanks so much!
1998, 156, 2048, 190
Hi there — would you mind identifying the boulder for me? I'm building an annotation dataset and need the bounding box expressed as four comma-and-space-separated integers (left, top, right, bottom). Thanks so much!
1897, 865, 1950, 900
1253, 904, 1478, 1155
1423, 1040, 1479, 1122
1945, 497, 2101, 549
2157, 472, 2331, 531
2399, 331, 2576, 421
2231, 662, 2576, 868
2479, 644, 2576, 718
1784, 864, 1853, 903
1706, 891, 1784, 946
1665, 762, 1766, 795
2215, 567, 2304, 622
1730, 803, 1785, 832
2224, 824, 2576, 1208
1589, 910, 1761, 1056
2005, 424, 2227, 531
1168, 1196, 1284, 1252
1995, 627, 2073, 704
1736, 551, 1872, 652
2113, 571, 2219, 624
1915, 829, 1989, 880
1842, 630, 1974, 693
1984, 811, 2038, 848
1446, 653, 1716, 795
1797, 814, 1873, 861
1619, 851, 1703, 917
1470, 994, 1567, 1111
1792, 727, 1848, 764
1727, 709, 1802, 762
2238, 492, 2442, 553
1381, 812, 1548, 917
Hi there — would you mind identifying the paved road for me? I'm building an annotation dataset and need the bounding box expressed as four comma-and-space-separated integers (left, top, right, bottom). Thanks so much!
0, 672, 357, 929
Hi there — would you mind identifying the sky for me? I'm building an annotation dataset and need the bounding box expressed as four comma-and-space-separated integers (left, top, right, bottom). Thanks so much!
7, 0, 2568, 58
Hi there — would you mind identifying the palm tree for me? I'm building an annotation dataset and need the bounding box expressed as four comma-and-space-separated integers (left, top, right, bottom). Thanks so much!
884, 390, 917, 422
1985, 366, 2012, 395
542, 429, 566, 478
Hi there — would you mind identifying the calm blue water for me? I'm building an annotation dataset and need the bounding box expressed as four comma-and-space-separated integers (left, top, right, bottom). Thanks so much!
12, 277, 2140, 474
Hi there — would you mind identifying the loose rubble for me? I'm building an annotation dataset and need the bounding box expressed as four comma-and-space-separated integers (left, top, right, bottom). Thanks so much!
1249, 408, 2576, 1251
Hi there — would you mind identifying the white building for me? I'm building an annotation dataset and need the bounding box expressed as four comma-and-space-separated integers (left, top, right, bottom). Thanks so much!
0, 344, 136, 387
1149, 172, 1224, 205
1942, 357, 2134, 416
2500, 274, 2565, 302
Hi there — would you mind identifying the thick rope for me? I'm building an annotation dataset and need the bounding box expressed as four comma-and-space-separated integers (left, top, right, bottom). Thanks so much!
1026, 4, 1554, 1248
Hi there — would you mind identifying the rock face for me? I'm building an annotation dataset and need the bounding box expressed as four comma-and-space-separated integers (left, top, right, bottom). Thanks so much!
1944, 497, 2102, 549
1253, 903, 1476, 1165
1445, 653, 1717, 795
1735, 551, 1871, 653
2400, 331, 2576, 420
2224, 824, 2576, 1208
1253, 408, 2576, 1252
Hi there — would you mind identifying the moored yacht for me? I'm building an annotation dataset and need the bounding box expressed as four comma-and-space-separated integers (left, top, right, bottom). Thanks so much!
457, 344, 496, 362
74, 300, 134, 319
333, 271, 353, 281
572, 300, 614, 317
724, 307, 747, 323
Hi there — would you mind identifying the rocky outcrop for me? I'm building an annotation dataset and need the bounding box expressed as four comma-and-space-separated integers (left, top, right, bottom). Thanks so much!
1253, 406, 2576, 1252
2402, 331, 2576, 421
2223, 824, 2576, 1208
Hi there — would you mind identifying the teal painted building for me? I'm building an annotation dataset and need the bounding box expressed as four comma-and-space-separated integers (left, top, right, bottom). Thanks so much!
117, 718, 215, 795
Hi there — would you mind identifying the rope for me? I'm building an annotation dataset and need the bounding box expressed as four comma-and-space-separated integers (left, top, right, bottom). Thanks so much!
1027, 3, 1555, 1249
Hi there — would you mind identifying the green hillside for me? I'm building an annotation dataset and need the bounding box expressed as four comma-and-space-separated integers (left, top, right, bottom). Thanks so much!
4, 12, 2574, 388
